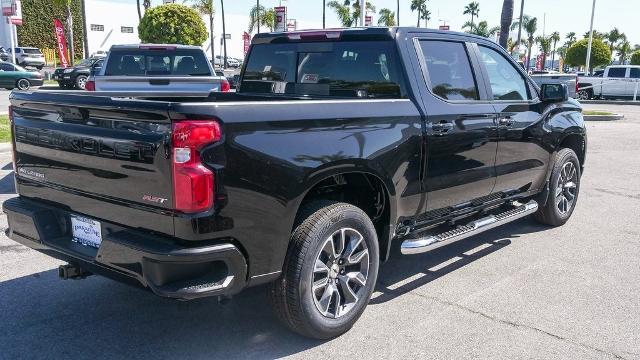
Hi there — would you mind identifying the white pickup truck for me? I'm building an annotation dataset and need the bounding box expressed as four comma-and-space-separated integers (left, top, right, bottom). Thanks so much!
577, 65, 640, 100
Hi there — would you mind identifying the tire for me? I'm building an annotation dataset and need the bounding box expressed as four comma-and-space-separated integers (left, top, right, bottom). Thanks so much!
16, 78, 30, 91
534, 148, 581, 226
75, 75, 88, 90
36, 65, 43, 70
576, 89, 592, 100
268, 201, 380, 339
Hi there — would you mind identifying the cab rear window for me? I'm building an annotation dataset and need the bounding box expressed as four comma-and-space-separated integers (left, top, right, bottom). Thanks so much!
104, 49, 212, 76
241, 41, 407, 98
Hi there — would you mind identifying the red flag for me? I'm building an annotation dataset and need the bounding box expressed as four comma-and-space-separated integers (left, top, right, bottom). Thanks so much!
243, 32, 250, 56
53, 19, 70, 68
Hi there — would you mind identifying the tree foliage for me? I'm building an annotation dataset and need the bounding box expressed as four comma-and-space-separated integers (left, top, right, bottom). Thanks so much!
378, 8, 396, 26
138, 4, 207, 45
16, 0, 84, 55
565, 38, 611, 69
631, 51, 640, 65
248, 5, 275, 33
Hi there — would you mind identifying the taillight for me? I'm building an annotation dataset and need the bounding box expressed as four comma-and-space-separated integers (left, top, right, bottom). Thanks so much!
575, 76, 580, 94
85, 80, 95, 91
172, 120, 221, 213
220, 79, 230, 92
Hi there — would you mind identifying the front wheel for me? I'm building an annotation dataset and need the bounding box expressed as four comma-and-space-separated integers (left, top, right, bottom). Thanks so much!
16, 78, 30, 91
268, 201, 379, 339
534, 148, 581, 226
75, 75, 88, 90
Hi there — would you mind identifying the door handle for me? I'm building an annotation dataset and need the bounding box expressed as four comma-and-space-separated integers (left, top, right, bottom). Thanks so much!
431, 122, 454, 134
498, 116, 513, 126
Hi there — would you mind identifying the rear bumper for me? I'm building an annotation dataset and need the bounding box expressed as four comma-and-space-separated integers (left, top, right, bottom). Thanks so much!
3, 196, 248, 300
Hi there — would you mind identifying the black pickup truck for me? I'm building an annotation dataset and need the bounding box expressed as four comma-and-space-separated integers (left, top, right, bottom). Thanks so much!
4, 28, 586, 339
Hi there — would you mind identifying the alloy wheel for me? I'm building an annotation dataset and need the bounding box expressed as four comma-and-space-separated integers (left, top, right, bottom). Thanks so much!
17, 79, 30, 91
312, 228, 370, 319
556, 161, 578, 215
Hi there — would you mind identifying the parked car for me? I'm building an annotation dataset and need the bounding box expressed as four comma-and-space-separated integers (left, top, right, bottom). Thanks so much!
4, 28, 586, 339
227, 74, 240, 89
0, 61, 43, 90
0, 47, 9, 62
530, 72, 578, 98
8, 47, 45, 70
90, 50, 108, 58
577, 65, 640, 100
53, 57, 104, 90
87, 44, 229, 93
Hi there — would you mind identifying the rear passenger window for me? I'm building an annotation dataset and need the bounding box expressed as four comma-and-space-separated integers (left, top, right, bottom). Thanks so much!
478, 46, 530, 101
420, 41, 479, 100
629, 68, 640, 79
607, 68, 627, 78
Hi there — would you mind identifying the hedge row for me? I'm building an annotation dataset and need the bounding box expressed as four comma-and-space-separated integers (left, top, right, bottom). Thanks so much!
15, 0, 84, 56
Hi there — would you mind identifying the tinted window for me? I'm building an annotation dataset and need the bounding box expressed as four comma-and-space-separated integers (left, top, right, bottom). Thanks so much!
0, 63, 14, 71
478, 46, 530, 101
104, 49, 211, 76
241, 41, 406, 98
22, 48, 41, 54
419, 41, 478, 100
607, 68, 627, 78
629, 68, 640, 79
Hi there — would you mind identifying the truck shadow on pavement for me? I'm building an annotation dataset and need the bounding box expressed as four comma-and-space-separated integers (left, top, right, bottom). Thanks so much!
0, 219, 548, 359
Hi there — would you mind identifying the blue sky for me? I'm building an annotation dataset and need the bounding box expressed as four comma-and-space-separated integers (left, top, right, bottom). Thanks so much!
153, 0, 639, 57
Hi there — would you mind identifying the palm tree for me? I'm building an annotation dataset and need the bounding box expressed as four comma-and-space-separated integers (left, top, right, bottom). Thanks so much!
511, 15, 537, 70
422, 9, 431, 27
248, 5, 276, 33
498, 0, 514, 48
584, 30, 605, 40
550, 31, 560, 70
351, 0, 375, 26
565, 32, 576, 47
536, 35, 552, 70
465, 21, 499, 38
328, 0, 354, 27
192, 0, 215, 62
463, 2, 480, 28
410, 0, 428, 27
617, 40, 632, 64
378, 8, 396, 26
52, 0, 74, 65
605, 28, 626, 59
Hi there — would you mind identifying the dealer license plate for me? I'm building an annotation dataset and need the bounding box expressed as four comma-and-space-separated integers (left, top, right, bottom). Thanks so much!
71, 215, 102, 248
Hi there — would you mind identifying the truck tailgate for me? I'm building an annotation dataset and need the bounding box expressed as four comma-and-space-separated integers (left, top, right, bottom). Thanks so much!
9, 92, 175, 235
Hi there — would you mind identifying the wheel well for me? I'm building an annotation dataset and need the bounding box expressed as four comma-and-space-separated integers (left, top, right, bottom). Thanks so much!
560, 134, 586, 166
297, 173, 391, 260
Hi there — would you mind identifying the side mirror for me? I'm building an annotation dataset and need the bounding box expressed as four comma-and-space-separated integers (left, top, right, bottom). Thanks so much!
540, 83, 569, 102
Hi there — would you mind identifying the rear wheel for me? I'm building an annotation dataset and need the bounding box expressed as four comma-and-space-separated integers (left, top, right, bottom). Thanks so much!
268, 201, 379, 339
534, 148, 581, 226
16, 78, 30, 91
576, 89, 592, 100
75, 75, 88, 90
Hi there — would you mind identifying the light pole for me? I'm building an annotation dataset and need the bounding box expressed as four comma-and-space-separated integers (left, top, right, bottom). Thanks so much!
585, 0, 596, 74
397, 0, 400, 26
360, 0, 365, 27
323, 0, 326, 29
515, 0, 524, 55
257, 0, 260, 34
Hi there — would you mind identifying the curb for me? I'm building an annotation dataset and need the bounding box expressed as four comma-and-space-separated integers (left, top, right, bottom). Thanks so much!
583, 114, 624, 121
580, 100, 640, 105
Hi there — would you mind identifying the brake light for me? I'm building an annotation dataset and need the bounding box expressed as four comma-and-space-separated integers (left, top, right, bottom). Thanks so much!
172, 120, 221, 213
85, 80, 95, 91
575, 76, 580, 94
220, 79, 230, 92
287, 31, 342, 41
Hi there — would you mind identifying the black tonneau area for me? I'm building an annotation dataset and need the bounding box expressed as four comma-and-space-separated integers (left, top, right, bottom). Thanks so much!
9, 91, 175, 235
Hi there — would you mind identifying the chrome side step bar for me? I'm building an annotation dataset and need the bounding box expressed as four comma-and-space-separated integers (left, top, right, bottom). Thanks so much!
400, 200, 538, 255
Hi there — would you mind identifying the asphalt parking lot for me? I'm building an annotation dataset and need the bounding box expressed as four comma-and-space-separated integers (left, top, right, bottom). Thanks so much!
0, 104, 638, 359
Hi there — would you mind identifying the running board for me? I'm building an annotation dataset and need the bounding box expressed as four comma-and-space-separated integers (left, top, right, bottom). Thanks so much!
400, 200, 538, 255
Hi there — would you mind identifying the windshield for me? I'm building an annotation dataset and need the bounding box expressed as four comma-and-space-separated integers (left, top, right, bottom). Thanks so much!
77, 59, 93, 67
240, 41, 407, 99
104, 49, 212, 76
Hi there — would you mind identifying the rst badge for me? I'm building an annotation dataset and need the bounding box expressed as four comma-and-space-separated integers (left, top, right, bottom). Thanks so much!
142, 194, 168, 205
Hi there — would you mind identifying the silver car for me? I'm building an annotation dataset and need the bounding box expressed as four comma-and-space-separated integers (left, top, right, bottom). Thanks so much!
89, 44, 229, 93
9, 47, 46, 70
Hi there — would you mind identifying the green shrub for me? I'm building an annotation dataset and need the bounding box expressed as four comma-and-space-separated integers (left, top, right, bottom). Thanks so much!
16, 0, 84, 56
631, 51, 640, 65
138, 4, 207, 45
564, 38, 611, 69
